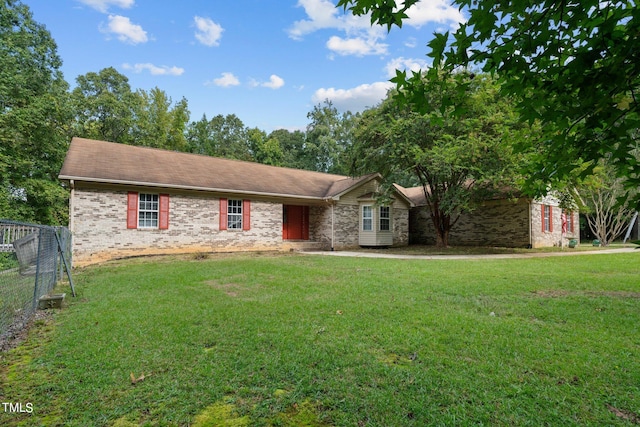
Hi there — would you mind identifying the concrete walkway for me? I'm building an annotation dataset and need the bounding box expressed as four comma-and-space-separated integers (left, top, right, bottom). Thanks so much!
303, 247, 638, 260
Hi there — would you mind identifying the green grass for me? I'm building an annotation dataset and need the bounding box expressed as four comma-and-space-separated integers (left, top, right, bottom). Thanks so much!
1, 252, 639, 426
357, 242, 637, 256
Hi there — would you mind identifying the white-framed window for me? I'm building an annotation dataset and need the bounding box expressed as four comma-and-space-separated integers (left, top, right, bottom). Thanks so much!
138, 193, 159, 228
228, 199, 243, 230
362, 205, 373, 231
379, 206, 390, 231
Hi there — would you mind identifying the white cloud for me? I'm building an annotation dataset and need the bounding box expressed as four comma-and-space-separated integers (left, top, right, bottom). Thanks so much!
250, 75, 286, 89
123, 63, 184, 76
262, 75, 285, 89
288, 0, 344, 40
194, 16, 224, 47
404, 37, 418, 48
326, 35, 388, 56
289, 0, 466, 57
76, 0, 134, 13
289, 0, 387, 57
101, 15, 148, 44
207, 72, 240, 87
405, 0, 466, 29
312, 81, 394, 112
384, 57, 430, 78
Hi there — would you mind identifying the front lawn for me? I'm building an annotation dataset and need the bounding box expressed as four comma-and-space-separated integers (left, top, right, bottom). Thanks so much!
1, 252, 639, 426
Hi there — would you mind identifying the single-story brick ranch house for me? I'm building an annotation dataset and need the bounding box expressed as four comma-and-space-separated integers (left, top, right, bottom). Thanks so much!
59, 138, 414, 266
59, 138, 579, 266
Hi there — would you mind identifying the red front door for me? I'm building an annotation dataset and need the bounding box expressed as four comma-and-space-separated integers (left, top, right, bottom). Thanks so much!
283, 205, 309, 240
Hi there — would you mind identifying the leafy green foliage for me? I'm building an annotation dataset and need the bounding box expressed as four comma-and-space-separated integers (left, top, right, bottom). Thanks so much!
186, 113, 253, 160
304, 100, 357, 174
132, 87, 190, 151
339, 0, 640, 207
71, 67, 138, 144
336, 0, 420, 30
247, 127, 285, 166
0, 0, 72, 224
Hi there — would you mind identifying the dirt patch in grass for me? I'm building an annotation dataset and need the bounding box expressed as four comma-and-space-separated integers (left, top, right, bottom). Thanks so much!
530, 290, 572, 298
0, 310, 52, 353
607, 404, 640, 424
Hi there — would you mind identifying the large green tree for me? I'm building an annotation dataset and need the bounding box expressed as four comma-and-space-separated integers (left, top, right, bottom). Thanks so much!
0, 0, 72, 224
131, 87, 190, 151
338, 0, 640, 206
247, 128, 285, 166
267, 128, 307, 170
304, 100, 356, 174
353, 73, 530, 247
71, 67, 138, 144
186, 114, 252, 160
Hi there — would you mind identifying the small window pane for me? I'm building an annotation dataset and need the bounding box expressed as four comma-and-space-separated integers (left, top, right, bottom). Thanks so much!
228, 199, 242, 229
362, 206, 372, 231
543, 205, 551, 232
379, 206, 390, 231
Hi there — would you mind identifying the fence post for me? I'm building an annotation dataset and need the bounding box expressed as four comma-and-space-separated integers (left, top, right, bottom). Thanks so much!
31, 228, 43, 311
54, 231, 76, 297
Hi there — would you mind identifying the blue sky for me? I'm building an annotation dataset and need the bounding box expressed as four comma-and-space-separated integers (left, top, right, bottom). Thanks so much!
26, 0, 466, 132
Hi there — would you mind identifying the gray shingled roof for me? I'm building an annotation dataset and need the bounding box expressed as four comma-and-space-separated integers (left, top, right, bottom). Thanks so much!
59, 138, 380, 200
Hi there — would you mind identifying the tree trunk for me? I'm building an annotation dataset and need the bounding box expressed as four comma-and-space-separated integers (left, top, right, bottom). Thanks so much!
431, 209, 451, 248
435, 228, 450, 247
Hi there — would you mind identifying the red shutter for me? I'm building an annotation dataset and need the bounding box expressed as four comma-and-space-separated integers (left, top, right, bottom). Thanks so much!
541, 204, 545, 232
219, 198, 228, 230
549, 205, 553, 232
242, 200, 251, 231
127, 192, 138, 229
570, 212, 575, 233
159, 194, 170, 230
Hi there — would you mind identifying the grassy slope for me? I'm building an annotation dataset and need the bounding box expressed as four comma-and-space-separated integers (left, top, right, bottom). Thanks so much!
1, 252, 639, 426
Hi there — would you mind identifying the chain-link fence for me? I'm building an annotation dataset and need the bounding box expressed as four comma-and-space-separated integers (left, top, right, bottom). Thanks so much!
0, 220, 74, 340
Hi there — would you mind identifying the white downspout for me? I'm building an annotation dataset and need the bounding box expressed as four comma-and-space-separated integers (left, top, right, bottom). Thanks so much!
69, 180, 75, 233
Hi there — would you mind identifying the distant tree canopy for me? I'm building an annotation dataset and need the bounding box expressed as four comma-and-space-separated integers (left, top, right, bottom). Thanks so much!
338, 0, 640, 207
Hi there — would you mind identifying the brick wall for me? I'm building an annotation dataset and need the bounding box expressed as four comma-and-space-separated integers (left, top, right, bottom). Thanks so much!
409, 197, 579, 248
72, 186, 289, 265
71, 182, 412, 265
530, 197, 580, 248
393, 206, 410, 246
